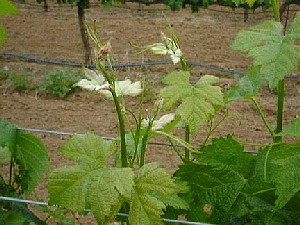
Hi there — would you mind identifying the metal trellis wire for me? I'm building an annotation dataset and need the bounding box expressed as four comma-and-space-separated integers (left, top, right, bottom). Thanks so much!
1, 52, 300, 77
0, 196, 213, 225
18, 127, 184, 148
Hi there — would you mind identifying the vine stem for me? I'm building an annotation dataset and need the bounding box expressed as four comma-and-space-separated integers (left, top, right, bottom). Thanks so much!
9, 154, 14, 186
271, 0, 284, 144
274, 80, 284, 143
202, 110, 228, 146
184, 125, 190, 162
251, 97, 274, 137
111, 88, 128, 167
140, 109, 159, 167
97, 61, 128, 167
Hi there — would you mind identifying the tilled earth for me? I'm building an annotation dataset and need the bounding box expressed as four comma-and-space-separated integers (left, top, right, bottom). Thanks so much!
0, 1, 300, 224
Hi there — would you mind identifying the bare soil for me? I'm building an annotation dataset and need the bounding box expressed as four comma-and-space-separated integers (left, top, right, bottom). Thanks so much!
0, 1, 300, 224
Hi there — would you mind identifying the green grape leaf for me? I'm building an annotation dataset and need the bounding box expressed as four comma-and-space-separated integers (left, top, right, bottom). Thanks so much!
252, 143, 300, 209
160, 71, 224, 134
274, 154, 300, 209
58, 132, 114, 168
48, 133, 135, 225
15, 130, 49, 195
231, 12, 300, 89
0, 0, 19, 15
274, 155, 300, 209
175, 163, 247, 224
129, 162, 188, 225
195, 135, 256, 178
0, 119, 49, 195
275, 117, 300, 137
225, 66, 266, 101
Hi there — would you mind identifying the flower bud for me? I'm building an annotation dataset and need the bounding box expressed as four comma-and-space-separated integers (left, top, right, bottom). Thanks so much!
97, 41, 112, 60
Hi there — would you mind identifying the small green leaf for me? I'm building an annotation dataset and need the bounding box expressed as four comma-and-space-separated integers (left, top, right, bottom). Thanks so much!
160, 71, 224, 134
275, 117, 300, 137
225, 66, 266, 101
129, 163, 188, 225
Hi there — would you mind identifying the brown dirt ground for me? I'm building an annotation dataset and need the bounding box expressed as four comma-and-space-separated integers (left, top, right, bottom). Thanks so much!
0, 1, 300, 224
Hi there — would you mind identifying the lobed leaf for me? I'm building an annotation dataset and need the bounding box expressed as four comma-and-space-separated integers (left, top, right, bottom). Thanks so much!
59, 132, 114, 168
48, 133, 135, 224
195, 135, 256, 178
160, 71, 224, 134
87, 168, 134, 224
175, 163, 246, 223
231, 13, 300, 89
129, 163, 188, 225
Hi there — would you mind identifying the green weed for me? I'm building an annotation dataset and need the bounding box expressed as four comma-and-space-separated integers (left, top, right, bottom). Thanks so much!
39, 68, 85, 98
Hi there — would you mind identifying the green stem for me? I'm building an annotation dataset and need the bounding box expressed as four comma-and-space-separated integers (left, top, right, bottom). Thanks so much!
9, 153, 14, 186
264, 145, 272, 182
184, 125, 190, 162
274, 80, 284, 143
202, 111, 229, 146
253, 188, 276, 196
180, 59, 188, 71
96, 59, 128, 167
251, 97, 274, 137
167, 137, 185, 162
271, 0, 284, 143
271, 0, 281, 21
139, 112, 158, 168
139, 126, 151, 168
111, 88, 128, 167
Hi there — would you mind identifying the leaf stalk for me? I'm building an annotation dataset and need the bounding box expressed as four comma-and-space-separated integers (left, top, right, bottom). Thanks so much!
251, 97, 274, 137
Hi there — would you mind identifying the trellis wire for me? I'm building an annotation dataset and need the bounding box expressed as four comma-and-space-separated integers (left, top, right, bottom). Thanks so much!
19, 127, 260, 154
0, 51, 242, 75
18, 127, 183, 148
1, 52, 300, 77
0, 196, 212, 225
